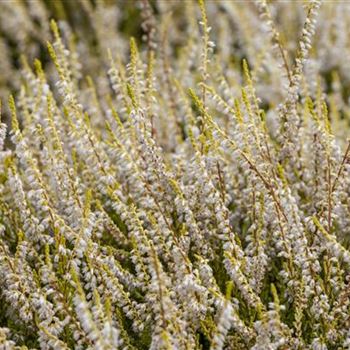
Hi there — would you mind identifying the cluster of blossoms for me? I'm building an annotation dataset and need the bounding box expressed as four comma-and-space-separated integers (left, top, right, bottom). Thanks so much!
1, 0, 350, 349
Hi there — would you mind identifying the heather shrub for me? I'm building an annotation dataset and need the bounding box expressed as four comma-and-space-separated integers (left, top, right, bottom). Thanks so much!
1, 1, 350, 349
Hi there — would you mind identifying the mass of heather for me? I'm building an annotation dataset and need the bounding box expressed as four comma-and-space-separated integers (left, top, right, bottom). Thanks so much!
1, 1, 350, 349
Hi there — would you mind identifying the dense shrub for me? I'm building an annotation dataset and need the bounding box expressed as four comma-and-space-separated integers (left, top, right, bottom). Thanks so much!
1, 0, 350, 349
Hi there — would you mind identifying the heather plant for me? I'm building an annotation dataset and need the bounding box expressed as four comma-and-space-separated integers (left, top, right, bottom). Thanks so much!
1, 0, 350, 349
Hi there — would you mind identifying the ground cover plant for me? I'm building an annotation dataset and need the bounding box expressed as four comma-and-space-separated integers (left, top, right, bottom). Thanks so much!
1, 0, 350, 349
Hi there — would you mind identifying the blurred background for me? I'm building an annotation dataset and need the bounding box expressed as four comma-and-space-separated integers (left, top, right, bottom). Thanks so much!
1, 0, 350, 134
